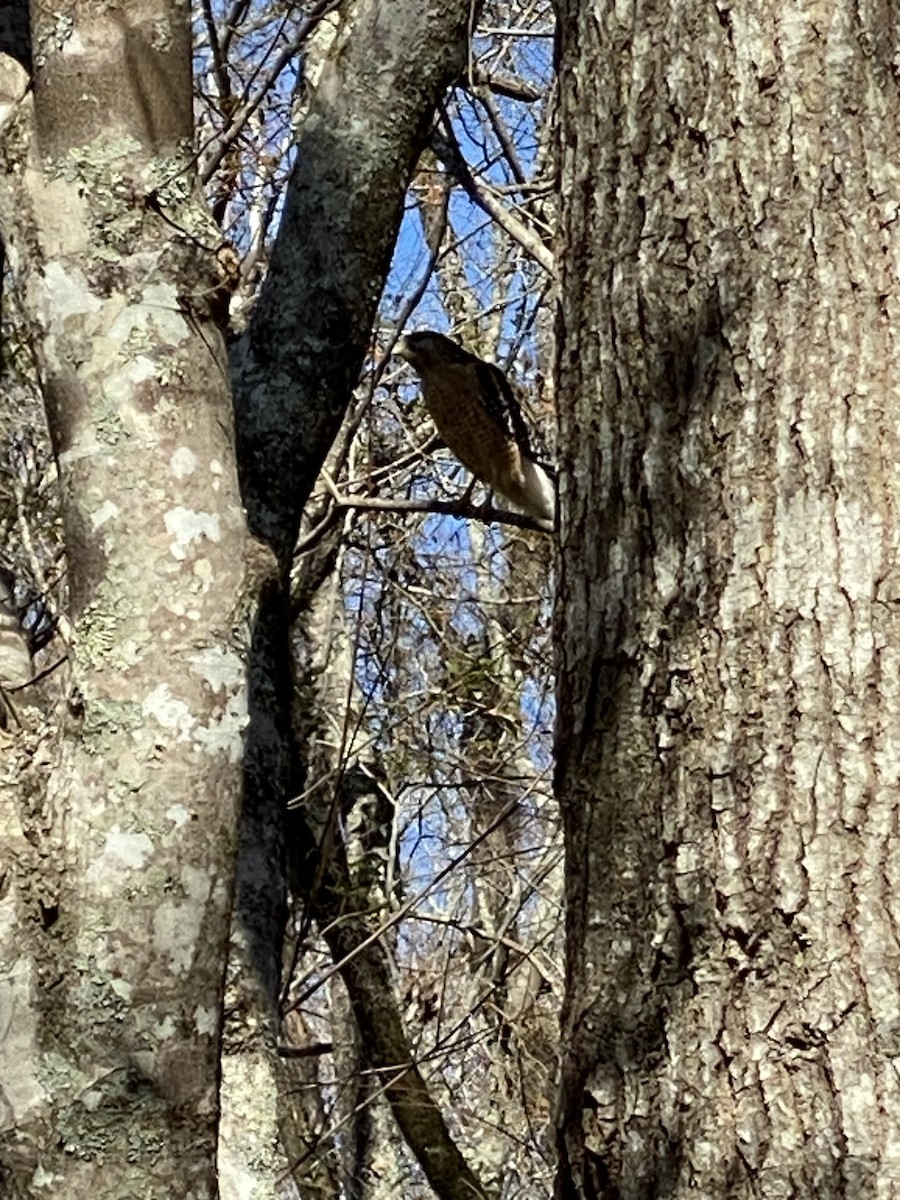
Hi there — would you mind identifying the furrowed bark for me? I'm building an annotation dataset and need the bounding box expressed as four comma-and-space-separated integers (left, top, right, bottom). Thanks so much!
554, 1, 900, 1197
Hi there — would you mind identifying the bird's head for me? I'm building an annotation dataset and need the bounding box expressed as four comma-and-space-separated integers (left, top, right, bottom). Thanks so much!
395, 330, 471, 371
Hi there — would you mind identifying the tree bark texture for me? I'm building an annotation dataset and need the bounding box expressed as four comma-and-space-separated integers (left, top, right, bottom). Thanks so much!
554, 1, 900, 1197
231, 0, 475, 560
0, 3, 252, 1195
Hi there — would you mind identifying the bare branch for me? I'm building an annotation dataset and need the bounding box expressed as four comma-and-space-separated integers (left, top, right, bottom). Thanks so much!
469, 68, 543, 102
433, 114, 555, 276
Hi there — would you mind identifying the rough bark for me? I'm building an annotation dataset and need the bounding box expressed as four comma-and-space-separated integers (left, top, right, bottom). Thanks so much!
0, 3, 252, 1195
554, 1, 900, 1197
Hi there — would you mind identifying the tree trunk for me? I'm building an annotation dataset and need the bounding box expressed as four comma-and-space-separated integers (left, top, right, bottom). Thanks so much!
0, 4, 252, 1195
219, 1, 475, 1189
554, 1, 900, 1196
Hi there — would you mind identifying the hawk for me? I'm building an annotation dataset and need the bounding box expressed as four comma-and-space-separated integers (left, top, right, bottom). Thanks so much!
395, 331, 555, 524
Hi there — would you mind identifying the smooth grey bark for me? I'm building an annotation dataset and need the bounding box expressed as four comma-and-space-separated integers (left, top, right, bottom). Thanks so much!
219, 1, 478, 1193
232, 0, 474, 558
227, 0, 475, 992
0, 2, 252, 1197
554, 1, 900, 1197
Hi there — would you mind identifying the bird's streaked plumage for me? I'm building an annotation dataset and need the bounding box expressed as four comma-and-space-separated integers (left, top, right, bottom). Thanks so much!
395, 331, 555, 524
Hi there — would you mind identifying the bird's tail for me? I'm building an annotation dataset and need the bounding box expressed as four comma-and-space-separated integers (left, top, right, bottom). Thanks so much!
517, 457, 556, 524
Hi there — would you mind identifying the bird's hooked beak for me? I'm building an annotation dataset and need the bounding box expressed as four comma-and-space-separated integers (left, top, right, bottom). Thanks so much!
395, 335, 413, 363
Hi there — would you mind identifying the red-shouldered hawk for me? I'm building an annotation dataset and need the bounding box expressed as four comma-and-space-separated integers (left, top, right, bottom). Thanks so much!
395, 331, 555, 524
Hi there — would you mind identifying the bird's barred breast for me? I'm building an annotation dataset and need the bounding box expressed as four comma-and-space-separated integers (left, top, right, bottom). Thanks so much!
420, 365, 525, 489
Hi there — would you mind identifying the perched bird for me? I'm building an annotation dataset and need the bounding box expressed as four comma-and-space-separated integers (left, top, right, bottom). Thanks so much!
395, 331, 556, 524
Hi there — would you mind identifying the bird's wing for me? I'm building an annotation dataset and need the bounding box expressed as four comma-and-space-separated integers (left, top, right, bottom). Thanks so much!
473, 360, 553, 472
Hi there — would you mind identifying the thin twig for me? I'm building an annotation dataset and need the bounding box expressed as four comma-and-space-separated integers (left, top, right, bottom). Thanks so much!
432, 113, 555, 276
295, 490, 552, 556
